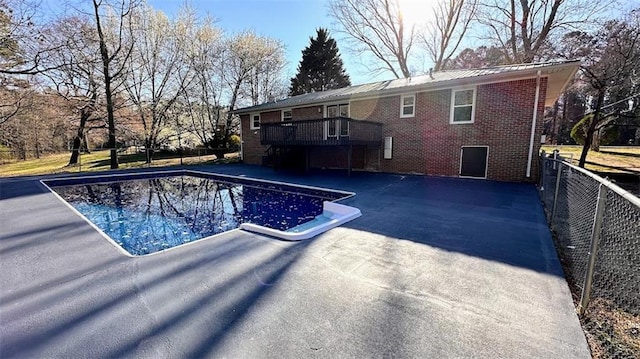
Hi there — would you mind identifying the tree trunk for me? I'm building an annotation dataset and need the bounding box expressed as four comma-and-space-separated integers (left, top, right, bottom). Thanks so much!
69, 110, 90, 165
145, 139, 154, 164
34, 124, 40, 159
68, 132, 83, 165
83, 134, 90, 154
551, 100, 559, 144
223, 81, 241, 152
592, 127, 601, 152
93, 0, 118, 169
578, 89, 605, 167
213, 148, 227, 160
105, 80, 118, 169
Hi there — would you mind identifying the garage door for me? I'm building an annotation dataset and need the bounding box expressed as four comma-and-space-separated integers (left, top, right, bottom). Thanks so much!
460, 146, 488, 178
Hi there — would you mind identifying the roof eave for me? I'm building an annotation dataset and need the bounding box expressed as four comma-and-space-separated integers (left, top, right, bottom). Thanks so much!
233, 61, 580, 115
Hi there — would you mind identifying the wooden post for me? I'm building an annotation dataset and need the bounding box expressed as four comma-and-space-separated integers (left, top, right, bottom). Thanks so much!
272, 146, 277, 170
305, 147, 310, 173
347, 145, 352, 177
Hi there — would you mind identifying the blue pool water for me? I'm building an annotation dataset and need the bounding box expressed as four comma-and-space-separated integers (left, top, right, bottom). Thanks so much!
46, 172, 348, 255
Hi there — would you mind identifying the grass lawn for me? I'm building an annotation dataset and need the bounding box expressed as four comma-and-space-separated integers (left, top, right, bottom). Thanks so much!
0, 150, 230, 177
3, 146, 639, 178
541, 145, 640, 174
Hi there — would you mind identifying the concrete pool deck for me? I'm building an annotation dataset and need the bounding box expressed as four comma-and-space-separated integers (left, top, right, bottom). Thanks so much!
0, 165, 589, 358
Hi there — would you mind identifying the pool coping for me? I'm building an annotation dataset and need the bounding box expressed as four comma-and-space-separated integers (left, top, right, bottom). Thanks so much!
240, 201, 362, 241
39, 169, 360, 257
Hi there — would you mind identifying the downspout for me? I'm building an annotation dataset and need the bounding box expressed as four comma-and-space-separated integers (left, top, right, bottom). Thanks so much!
239, 114, 244, 162
526, 70, 541, 178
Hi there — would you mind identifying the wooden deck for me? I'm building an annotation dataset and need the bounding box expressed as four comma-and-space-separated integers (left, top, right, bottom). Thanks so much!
260, 117, 383, 147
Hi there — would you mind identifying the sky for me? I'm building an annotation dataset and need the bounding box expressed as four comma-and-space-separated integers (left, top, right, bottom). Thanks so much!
146, 0, 388, 85
37, 0, 639, 87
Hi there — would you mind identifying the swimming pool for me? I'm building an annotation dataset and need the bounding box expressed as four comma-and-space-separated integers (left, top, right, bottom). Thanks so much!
42, 171, 360, 256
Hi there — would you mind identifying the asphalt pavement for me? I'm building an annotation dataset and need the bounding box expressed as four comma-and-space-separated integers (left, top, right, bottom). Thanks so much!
0, 165, 590, 358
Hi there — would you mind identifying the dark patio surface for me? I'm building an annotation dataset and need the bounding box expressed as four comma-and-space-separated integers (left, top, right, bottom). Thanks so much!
0, 165, 589, 358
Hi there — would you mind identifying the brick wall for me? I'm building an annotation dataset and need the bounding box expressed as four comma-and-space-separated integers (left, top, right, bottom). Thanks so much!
261, 110, 281, 124
351, 96, 426, 173
418, 79, 547, 181
351, 78, 547, 181
293, 105, 323, 120
240, 114, 263, 165
240, 110, 280, 165
240, 77, 548, 181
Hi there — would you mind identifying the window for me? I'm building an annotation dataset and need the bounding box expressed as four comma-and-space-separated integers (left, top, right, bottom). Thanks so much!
250, 113, 260, 129
325, 103, 349, 138
340, 119, 349, 136
339, 104, 349, 117
326, 103, 349, 118
282, 109, 292, 121
400, 94, 415, 118
327, 119, 349, 137
327, 105, 338, 118
450, 88, 476, 124
327, 119, 337, 137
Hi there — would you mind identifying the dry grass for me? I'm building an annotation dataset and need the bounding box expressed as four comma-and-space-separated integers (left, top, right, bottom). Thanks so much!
581, 298, 640, 358
551, 231, 640, 359
541, 145, 640, 174
0, 150, 237, 177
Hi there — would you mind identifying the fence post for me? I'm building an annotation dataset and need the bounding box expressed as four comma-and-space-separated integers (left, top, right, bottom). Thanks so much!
550, 161, 563, 228
539, 151, 546, 193
78, 150, 82, 173
578, 183, 609, 316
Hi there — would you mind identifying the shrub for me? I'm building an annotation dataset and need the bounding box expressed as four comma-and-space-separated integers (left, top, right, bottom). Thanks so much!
571, 114, 593, 145
228, 134, 241, 151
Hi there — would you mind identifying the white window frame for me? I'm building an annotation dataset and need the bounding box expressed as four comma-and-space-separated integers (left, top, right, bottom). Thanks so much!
324, 103, 350, 139
450, 87, 476, 124
400, 94, 415, 118
324, 102, 350, 118
281, 109, 292, 122
250, 113, 260, 130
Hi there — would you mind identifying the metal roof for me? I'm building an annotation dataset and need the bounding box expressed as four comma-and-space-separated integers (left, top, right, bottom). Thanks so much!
234, 60, 580, 114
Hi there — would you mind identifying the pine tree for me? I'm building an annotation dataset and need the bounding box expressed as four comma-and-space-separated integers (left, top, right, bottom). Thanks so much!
289, 28, 350, 96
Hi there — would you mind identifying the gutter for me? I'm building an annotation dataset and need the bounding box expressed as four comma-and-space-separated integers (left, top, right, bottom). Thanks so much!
526, 70, 542, 178
239, 110, 244, 162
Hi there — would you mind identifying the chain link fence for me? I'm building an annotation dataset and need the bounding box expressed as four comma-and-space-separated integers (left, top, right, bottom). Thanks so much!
539, 152, 640, 358
0, 147, 232, 172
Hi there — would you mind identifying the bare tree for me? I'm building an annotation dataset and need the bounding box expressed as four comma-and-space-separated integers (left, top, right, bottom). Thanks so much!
0, 0, 63, 76
92, 0, 138, 169
124, 4, 191, 163
241, 37, 286, 106
221, 31, 285, 154
421, 0, 477, 71
444, 45, 508, 69
0, 76, 31, 124
0, 89, 75, 159
179, 12, 226, 150
329, 0, 415, 78
42, 16, 106, 165
477, 0, 614, 64
0, 0, 48, 124
559, 9, 640, 167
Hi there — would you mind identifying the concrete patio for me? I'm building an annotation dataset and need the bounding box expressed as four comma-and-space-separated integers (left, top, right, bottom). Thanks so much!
0, 164, 590, 358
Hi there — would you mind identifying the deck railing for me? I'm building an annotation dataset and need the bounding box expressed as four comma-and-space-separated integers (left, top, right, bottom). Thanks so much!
260, 117, 383, 146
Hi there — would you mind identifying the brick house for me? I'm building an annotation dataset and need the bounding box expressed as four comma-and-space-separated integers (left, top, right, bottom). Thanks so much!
235, 61, 579, 182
